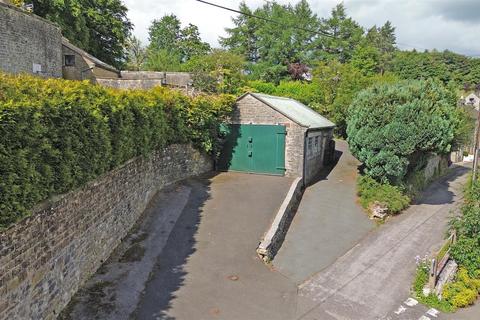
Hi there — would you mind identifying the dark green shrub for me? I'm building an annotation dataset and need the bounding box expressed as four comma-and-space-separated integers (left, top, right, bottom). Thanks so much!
347, 79, 465, 184
0, 73, 235, 229
450, 179, 480, 276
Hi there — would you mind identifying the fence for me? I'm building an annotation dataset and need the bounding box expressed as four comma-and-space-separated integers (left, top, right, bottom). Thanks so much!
428, 232, 456, 290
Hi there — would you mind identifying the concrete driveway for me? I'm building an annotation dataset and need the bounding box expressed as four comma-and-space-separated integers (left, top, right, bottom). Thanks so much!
273, 140, 375, 283
60, 172, 298, 320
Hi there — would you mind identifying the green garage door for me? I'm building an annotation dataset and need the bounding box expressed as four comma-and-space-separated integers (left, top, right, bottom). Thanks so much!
218, 124, 286, 175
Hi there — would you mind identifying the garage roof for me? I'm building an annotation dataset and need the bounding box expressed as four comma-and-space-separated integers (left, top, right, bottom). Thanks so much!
246, 93, 336, 129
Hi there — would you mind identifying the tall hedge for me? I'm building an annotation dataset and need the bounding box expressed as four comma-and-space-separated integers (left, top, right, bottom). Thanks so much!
346, 79, 466, 184
0, 73, 234, 229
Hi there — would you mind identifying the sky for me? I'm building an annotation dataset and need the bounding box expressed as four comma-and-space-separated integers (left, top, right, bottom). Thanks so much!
122, 0, 480, 57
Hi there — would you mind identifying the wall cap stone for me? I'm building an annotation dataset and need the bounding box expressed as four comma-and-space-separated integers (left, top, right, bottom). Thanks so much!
257, 177, 304, 262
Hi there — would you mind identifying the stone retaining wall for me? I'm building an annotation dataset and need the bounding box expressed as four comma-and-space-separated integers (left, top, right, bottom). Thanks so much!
257, 177, 304, 262
0, 144, 212, 320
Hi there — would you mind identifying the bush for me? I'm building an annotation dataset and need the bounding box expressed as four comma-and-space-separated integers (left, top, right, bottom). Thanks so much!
442, 268, 480, 309
357, 175, 410, 214
245, 80, 322, 106
412, 259, 454, 312
450, 179, 480, 276
0, 73, 235, 229
347, 79, 465, 184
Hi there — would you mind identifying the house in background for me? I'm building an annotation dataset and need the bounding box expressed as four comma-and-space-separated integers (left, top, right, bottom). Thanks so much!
218, 93, 335, 185
61, 38, 120, 81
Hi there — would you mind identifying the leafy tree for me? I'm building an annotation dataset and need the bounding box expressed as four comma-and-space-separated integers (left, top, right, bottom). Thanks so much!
390, 50, 480, 85
32, 0, 132, 69
144, 49, 182, 72
347, 79, 465, 183
184, 50, 246, 94
220, 2, 260, 62
148, 14, 182, 52
316, 3, 364, 63
365, 22, 396, 73
146, 14, 210, 69
221, 0, 320, 80
125, 36, 147, 71
312, 60, 398, 136
180, 24, 211, 61
351, 44, 380, 76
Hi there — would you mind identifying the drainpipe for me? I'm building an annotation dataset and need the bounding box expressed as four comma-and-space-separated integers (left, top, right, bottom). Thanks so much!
303, 129, 309, 188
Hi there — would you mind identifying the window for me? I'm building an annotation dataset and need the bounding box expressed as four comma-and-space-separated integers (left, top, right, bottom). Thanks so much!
64, 55, 75, 67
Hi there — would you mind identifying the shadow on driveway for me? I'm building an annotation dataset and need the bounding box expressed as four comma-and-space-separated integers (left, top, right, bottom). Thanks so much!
61, 172, 298, 320
273, 140, 376, 284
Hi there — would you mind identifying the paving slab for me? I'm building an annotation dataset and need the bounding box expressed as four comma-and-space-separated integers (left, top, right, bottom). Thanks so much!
273, 139, 375, 284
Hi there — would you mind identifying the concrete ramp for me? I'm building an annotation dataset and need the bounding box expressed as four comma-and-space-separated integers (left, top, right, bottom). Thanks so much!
273, 140, 375, 284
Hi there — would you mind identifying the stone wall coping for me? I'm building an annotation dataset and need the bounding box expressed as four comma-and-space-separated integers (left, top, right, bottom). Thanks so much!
257, 177, 304, 262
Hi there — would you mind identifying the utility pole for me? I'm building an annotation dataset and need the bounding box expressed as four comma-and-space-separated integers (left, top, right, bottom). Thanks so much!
472, 106, 480, 182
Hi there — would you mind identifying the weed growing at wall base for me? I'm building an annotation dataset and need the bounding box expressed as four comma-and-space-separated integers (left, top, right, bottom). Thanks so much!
0, 73, 235, 229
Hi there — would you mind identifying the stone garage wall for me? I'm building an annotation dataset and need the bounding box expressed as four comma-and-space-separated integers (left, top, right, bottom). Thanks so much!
233, 94, 306, 177
0, 144, 212, 320
0, 2, 62, 77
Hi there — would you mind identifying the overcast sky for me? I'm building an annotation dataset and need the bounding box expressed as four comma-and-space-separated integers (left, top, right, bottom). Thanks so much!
123, 0, 480, 57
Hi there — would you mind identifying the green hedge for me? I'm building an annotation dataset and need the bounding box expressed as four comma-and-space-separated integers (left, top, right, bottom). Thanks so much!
0, 73, 235, 229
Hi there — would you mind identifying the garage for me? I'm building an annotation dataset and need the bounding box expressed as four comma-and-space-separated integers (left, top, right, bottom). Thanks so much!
218, 93, 335, 184
218, 124, 286, 175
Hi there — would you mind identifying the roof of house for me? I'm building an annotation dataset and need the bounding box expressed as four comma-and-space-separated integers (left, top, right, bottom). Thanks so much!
61, 38, 118, 73
240, 92, 336, 129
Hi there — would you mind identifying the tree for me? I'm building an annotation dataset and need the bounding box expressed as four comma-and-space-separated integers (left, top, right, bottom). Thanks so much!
184, 50, 246, 94
220, 0, 320, 81
347, 79, 465, 183
125, 36, 147, 71
146, 14, 210, 68
148, 14, 182, 52
32, 0, 132, 69
220, 2, 259, 62
365, 21, 396, 74
179, 24, 211, 61
144, 49, 182, 72
351, 44, 380, 75
288, 62, 309, 80
316, 4, 364, 63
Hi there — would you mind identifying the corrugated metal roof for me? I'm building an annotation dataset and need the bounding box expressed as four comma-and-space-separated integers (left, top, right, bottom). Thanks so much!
249, 93, 336, 129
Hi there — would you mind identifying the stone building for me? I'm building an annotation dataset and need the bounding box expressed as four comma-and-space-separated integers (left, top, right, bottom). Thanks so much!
0, 1, 62, 77
218, 93, 335, 185
61, 38, 120, 81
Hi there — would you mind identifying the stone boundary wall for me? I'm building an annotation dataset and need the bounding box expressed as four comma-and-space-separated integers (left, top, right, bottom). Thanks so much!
0, 144, 212, 320
257, 177, 304, 262
96, 78, 164, 90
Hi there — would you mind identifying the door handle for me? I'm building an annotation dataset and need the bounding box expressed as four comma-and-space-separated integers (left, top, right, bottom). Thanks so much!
248, 151, 253, 157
